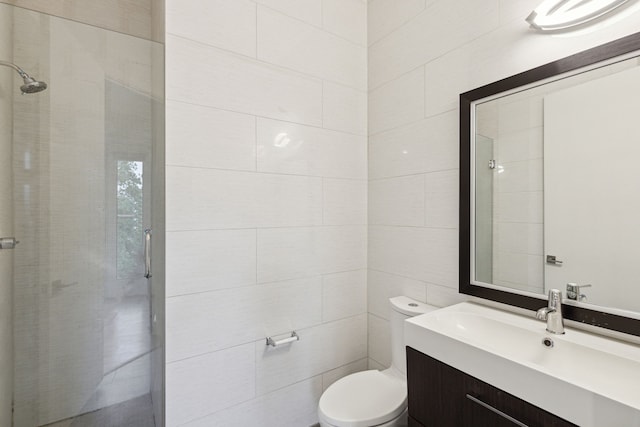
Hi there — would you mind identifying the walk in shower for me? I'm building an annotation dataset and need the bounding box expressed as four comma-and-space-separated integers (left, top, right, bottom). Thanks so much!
0, 3, 164, 426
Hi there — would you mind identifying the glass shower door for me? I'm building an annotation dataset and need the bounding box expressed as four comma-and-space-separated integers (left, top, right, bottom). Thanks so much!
2, 4, 164, 426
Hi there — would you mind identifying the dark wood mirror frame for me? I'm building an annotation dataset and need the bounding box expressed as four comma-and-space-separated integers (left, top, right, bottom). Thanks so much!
460, 31, 640, 337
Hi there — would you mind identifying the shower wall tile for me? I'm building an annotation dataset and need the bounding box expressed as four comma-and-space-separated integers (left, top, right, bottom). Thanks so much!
166, 277, 322, 362
322, 82, 368, 136
255, 314, 367, 394
166, 166, 323, 231
256, 118, 366, 179
3, 0, 155, 41
166, 100, 256, 171
183, 376, 323, 427
254, 0, 322, 27
166, 0, 256, 57
166, 343, 255, 426
257, 6, 367, 91
257, 226, 367, 283
166, 229, 256, 297
322, 270, 367, 322
322, 178, 367, 225
167, 35, 323, 127
322, 0, 367, 46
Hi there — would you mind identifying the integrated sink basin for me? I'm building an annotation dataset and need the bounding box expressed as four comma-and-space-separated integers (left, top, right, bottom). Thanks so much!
405, 302, 640, 427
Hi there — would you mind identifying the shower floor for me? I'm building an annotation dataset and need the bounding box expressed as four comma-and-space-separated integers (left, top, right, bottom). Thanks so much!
43, 394, 155, 427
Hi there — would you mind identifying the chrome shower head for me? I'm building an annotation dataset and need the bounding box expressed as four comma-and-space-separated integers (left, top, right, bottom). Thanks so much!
0, 60, 47, 94
20, 76, 47, 94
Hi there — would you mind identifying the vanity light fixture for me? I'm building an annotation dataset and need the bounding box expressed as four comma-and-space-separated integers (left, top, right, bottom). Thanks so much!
526, 0, 631, 31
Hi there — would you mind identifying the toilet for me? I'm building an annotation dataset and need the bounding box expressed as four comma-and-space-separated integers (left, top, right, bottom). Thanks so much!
318, 296, 437, 427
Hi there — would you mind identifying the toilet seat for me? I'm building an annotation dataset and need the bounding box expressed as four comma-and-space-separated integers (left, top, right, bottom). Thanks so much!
318, 370, 407, 427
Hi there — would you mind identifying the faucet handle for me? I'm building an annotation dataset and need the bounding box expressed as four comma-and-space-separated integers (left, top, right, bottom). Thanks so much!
566, 283, 592, 301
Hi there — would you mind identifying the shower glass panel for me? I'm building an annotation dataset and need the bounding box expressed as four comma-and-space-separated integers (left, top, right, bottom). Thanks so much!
0, 4, 164, 426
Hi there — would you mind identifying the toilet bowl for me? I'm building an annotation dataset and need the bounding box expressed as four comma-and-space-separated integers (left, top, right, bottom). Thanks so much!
318, 296, 437, 427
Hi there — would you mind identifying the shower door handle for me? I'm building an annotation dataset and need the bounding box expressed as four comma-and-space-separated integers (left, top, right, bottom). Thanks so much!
0, 237, 19, 249
144, 229, 152, 279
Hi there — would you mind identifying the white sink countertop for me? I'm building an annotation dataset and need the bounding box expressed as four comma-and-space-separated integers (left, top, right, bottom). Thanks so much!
405, 301, 640, 427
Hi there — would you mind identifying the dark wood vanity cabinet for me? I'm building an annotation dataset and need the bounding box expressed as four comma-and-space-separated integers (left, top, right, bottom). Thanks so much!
406, 347, 577, 427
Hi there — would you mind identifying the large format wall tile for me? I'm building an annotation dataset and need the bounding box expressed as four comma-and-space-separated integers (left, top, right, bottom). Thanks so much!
368, 0, 500, 89
165, 0, 367, 423
166, 229, 256, 296
167, 35, 323, 126
166, 344, 255, 426
257, 118, 366, 179
166, 166, 322, 231
257, 226, 367, 283
369, 112, 458, 179
258, 6, 366, 91
322, 0, 367, 46
166, 0, 256, 57
323, 82, 367, 136
184, 376, 323, 427
166, 277, 322, 362
367, 0, 427, 46
166, 101, 256, 171
255, 315, 367, 394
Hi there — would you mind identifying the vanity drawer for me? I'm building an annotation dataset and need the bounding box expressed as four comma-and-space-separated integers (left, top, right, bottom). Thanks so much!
407, 347, 577, 427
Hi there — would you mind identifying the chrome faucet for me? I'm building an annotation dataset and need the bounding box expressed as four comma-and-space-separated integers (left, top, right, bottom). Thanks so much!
536, 289, 565, 334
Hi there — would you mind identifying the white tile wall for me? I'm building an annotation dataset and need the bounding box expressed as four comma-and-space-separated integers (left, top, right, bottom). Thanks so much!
166, 0, 257, 57
166, 344, 255, 426
254, 0, 322, 27
322, 82, 367, 135
367, 313, 390, 367
166, 0, 367, 424
166, 229, 256, 296
257, 226, 367, 283
167, 34, 323, 127
256, 118, 366, 178
368, 67, 424, 134
368, 112, 458, 179
255, 314, 367, 394
367, 0, 427, 46
323, 179, 367, 225
166, 101, 256, 171
322, 270, 367, 322
166, 277, 323, 362
322, 0, 367, 46
369, 175, 425, 226
184, 376, 323, 427
166, 167, 323, 230
257, 6, 367, 90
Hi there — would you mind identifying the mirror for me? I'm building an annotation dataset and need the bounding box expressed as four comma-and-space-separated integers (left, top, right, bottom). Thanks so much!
460, 31, 640, 337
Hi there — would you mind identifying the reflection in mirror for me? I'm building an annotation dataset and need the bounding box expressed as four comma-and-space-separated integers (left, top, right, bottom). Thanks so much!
461, 32, 640, 336
472, 54, 640, 312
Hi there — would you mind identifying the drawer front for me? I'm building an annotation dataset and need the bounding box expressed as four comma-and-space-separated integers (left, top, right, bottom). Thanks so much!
407, 347, 577, 427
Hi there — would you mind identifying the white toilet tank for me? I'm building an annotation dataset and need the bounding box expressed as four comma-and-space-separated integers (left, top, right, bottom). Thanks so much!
389, 296, 437, 376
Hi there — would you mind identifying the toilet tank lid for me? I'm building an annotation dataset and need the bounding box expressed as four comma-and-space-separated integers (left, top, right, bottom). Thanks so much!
389, 296, 438, 316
